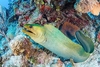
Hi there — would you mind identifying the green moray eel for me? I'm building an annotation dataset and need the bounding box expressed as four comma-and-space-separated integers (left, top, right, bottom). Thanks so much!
22, 24, 94, 62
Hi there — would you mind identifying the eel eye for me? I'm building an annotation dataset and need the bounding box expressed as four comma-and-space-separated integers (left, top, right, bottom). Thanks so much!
29, 25, 33, 28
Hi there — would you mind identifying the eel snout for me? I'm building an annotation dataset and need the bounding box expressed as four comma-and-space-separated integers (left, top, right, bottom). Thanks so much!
22, 24, 36, 36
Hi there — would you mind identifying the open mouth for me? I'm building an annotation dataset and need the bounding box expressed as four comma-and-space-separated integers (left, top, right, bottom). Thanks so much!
23, 28, 36, 35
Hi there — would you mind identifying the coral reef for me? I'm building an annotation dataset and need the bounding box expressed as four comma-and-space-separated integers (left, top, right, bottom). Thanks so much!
2, 55, 28, 67
0, 0, 100, 67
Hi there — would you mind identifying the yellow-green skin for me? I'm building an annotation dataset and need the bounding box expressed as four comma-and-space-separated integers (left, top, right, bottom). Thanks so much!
22, 24, 94, 62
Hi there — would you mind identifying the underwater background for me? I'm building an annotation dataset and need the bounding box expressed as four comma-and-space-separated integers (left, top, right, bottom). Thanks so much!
0, 0, 100, 67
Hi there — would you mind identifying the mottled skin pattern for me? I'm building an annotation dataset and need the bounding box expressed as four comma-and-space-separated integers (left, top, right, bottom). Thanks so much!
22, 24, 94, 62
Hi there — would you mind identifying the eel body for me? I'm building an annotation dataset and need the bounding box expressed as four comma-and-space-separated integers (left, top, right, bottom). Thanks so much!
75, 31, 94, 53
22, 24, 94, 62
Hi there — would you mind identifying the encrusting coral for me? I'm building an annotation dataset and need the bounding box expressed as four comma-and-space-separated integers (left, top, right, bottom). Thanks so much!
74, 0, 100, 16
90, 2, 100, 16
22, 23, 94, 62
9, 35, 33, 59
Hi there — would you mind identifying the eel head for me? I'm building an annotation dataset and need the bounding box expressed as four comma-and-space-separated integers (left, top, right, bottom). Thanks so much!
22, 24, 46, 44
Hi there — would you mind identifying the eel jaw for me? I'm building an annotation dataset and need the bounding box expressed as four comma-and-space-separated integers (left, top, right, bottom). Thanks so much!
22, 26, 36, 37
